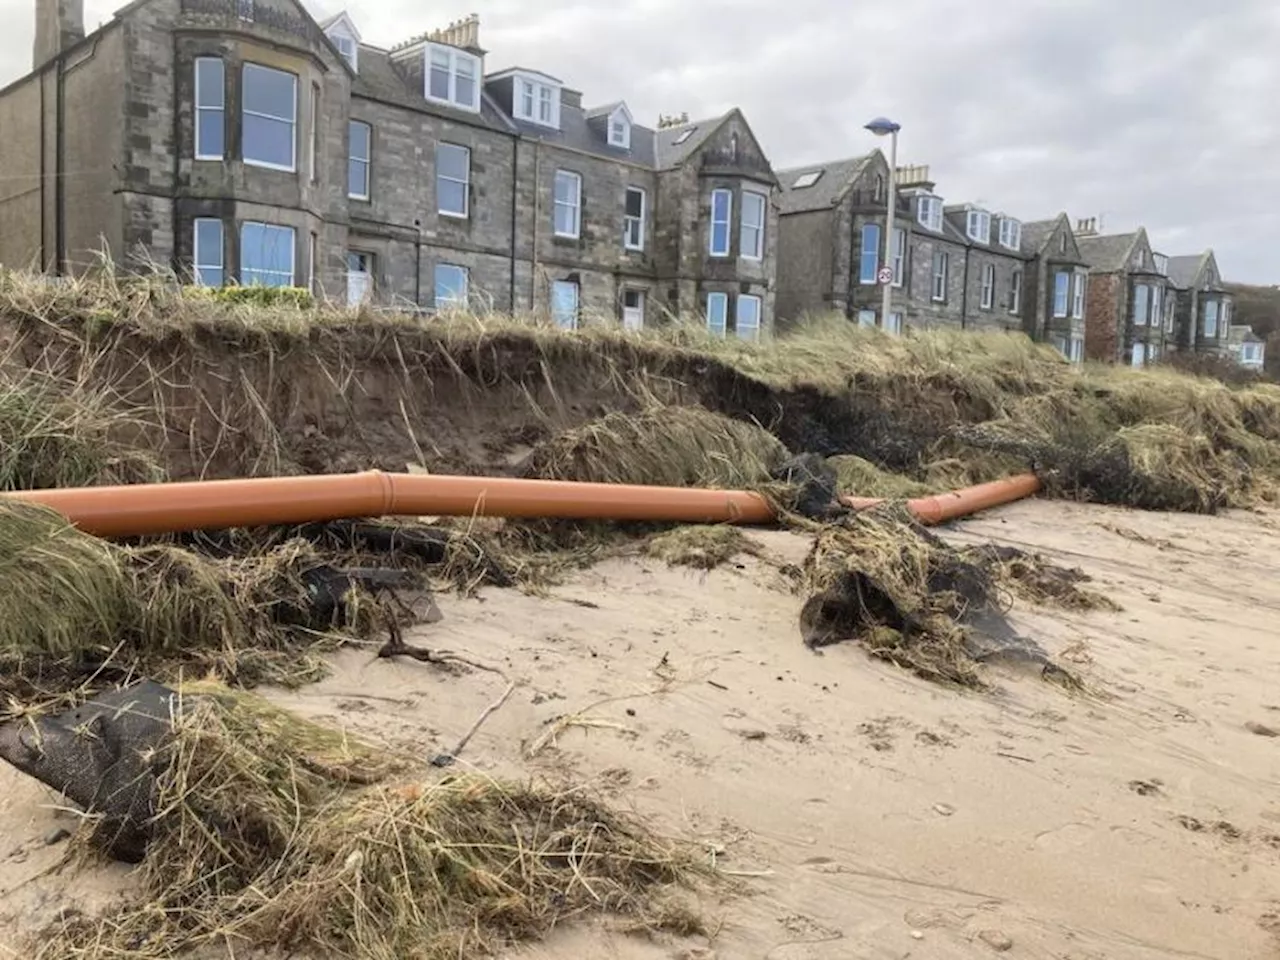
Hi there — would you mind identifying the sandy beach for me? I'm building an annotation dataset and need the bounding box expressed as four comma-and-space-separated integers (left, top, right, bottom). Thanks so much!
3, 498, 1280, 959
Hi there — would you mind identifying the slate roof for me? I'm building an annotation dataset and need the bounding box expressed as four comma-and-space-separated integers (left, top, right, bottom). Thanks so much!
1077, 232, 1139, 272
1018, 218, 1060, 256
775, 154, 875, 215
654, 114, 729, 169
507, 107, 658, 167
1166, 254, 1205, 289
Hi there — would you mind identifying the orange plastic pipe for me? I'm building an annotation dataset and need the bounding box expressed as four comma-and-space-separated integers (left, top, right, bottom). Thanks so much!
842, 472, 1043, 526
4, 470, 1041, 539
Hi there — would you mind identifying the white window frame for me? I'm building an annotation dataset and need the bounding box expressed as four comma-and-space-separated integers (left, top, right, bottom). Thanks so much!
553, 169, 582, 239
239, 221, 295, 287
436, 143, 470, 218
706, 292, 729, 337
194, 57, 225, 161
1052, 271, 1069, 318
434, 263, 469, 310
192, 218, 224, 286
623, 186, 646, 251
309, 82, 320, 182
1070, 335, 1084, 363
857, 309, 876, 328
1131, 341, 1147, 368
308, 231, 317, 294
735, 294, 762, 342
860, 223, 880, 285
242, 63, 297, 172
608, 112, 631, 149
425, 43, 481, 113
886, 311, 903, 335
1072, 270, 1086, 319
709, 188, 733, 257
346, 250, 373, 306
891, 228, 905, 287
348, 119, 371, 200
998, 217, 1021, 251
917, 195, 943, 232
515, 75, 560, 129
1151, 285, 1163, 333
1222, 300, 1233, 328
1242, 342, 1263, 364
551, 279, 580, 330
330, 32, 357, 71
740, 190, 766, 261
980, 263, 995, 309
1009, 269, 1022, 314
931, 250, 949, 301
966, 210, 991, 244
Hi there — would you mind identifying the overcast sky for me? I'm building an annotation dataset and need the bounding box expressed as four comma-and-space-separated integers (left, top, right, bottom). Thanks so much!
2, 0, 1277, 283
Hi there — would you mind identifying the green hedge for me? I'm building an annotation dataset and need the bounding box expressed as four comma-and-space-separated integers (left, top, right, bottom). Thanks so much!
183, 285, 315, 309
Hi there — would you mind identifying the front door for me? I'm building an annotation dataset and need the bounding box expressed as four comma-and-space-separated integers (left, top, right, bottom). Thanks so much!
622, 289, 645, 330
347, 252, 372, 307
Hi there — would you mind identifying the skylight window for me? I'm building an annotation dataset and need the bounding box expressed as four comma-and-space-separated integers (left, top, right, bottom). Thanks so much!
673, 127, 696, 145
792, 171, 822, 189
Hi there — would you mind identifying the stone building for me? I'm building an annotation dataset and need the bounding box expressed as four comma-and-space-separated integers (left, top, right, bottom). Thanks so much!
0, 0, 779, 336
1016, 214, 1091, 362
1166, 250, 1235, 358
774, 157, 1086, 357
1075, 221, 1177, 366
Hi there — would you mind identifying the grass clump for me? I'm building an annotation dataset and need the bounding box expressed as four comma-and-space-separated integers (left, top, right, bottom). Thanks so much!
798, 506, 1098, 687
520, 405, 787, 489
41, 686, 703, 959
827, 454, 937, 499
644, 524, 763, 570
0, 502, 392, 708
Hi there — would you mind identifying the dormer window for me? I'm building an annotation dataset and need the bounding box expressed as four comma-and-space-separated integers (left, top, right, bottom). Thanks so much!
514, 74, 560, 129
917, 194, 943, 232
606, 103, 633, 149
997, 217, 1021, 251
426, 43, 480, 112
323, 13, 361, 72
966, 209, 991, 244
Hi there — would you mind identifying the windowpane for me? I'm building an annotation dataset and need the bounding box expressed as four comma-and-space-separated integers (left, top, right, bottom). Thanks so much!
429, 60, 450, 100
740, 191, 766, 259
243, 114, 294, 168
551, 281, 579, 329
434, 264, 469, 308
197, 110, 224, 159
1133, 284, 1149, 325
891, 228, 905, 286
860, 224, 880, 284
348, 121, 370, 198
1010, 270, 1022, 313
736, 295, 761, 341
1053, 272, 1069, 316
554, 170, 580, 237
437, 144, 470, 217
706, 293, 728, 337
240, 222, 295, 287
624, 187, 645, 250
709, 189, 732, 256
243, 64, 295, 120
193, 218, 223, 286
196, 58, 223, 108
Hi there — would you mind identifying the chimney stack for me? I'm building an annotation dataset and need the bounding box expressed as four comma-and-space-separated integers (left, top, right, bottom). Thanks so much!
1075, 216, 1099, 236
34, 0, 84, 68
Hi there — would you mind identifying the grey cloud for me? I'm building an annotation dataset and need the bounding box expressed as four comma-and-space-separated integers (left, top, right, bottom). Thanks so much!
0, 0, 1275, 280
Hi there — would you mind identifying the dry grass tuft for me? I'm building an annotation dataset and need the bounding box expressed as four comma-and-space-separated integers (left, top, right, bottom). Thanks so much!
520, 405, 787, 489
39, 686, 703, 959
0, 502, 396, 708
644, 524, 763, 570
827, 454, 937, 499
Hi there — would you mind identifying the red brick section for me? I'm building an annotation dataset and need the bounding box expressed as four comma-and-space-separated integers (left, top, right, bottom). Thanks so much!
1085, 272, 1121, 362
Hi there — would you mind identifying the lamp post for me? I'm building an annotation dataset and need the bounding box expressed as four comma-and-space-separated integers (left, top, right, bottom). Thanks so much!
865, 117, 901, 332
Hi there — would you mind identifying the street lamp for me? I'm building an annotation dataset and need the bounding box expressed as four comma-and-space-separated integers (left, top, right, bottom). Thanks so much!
864, 116, 901, 333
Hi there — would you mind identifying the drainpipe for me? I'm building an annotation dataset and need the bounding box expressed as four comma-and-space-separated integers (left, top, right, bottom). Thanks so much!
959, 245, 970, 330
845, 199, 858, 321
509, 136, 519, 313
413, 220, 422, 308
54, 54, 67, 276
530, 138, 541, 309
39, 69, 47, 270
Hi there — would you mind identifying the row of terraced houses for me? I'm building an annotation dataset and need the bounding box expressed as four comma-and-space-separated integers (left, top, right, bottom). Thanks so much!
0, 0, 1265, 369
